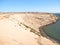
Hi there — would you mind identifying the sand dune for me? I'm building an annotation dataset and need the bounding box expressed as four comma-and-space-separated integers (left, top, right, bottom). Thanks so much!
0, 12, 59, 45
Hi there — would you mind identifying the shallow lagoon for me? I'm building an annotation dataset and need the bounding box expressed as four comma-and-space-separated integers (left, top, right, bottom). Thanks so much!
44, 13, 60, 42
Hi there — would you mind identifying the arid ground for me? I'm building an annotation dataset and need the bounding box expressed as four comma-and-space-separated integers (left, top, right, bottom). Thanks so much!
0, 12, 59, 45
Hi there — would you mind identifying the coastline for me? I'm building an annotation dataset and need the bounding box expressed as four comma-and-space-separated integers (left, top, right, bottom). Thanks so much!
0, 12, 59, 45
39, 16, 60, 45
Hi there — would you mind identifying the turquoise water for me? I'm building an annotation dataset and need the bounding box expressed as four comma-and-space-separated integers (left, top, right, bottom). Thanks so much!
44, 13, 60, 42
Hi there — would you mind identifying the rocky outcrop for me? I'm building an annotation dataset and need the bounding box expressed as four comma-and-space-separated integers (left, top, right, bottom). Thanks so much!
0, 12, 59, 45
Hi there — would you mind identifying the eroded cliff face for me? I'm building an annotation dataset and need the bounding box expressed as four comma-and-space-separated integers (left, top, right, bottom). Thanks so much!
0, 12, 59, 45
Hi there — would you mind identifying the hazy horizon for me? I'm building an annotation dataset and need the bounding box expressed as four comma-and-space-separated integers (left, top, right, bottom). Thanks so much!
0, 0, 60, 13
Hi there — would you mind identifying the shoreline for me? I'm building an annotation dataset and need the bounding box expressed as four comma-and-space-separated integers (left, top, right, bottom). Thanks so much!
0, 12, 59, 45
39, 17, 60, 44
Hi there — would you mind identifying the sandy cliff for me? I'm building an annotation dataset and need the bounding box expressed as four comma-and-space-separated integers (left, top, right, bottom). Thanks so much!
0, 12, 59, 45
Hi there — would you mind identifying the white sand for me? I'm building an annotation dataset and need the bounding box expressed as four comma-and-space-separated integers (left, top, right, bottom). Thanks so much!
0, 18, 39, 45
0, 13, 59, 45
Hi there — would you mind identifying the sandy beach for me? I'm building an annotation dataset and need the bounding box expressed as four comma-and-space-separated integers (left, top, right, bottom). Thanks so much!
0, 12, 59, 45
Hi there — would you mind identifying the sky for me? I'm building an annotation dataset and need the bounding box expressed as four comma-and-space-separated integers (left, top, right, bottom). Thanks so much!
0, 0, 60, 13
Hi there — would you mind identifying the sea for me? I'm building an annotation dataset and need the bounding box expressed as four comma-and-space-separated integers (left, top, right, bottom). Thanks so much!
43, 13, 60, 42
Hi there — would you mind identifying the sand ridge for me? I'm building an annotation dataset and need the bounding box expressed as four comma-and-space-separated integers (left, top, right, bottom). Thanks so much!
0, 12, 59, 45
